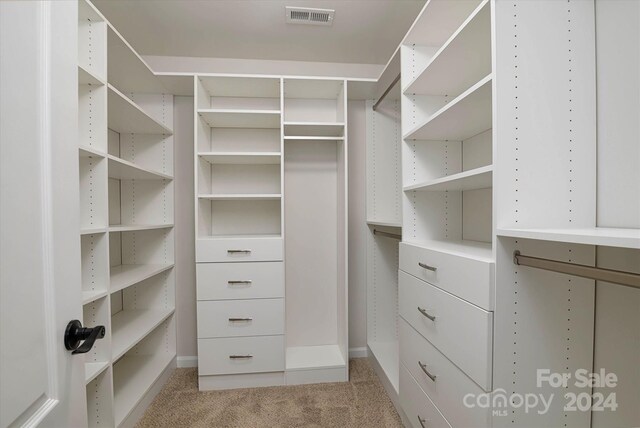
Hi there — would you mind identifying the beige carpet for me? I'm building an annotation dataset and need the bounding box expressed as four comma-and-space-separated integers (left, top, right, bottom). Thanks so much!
136, 358, 402, 428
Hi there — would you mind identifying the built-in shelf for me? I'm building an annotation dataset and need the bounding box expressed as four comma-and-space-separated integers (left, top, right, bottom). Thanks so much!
286, 345, 346, 371
404, 74, 492, 141
81, 227, 107, 235
107, 84, 173, 135
83, 289, 108, 305
283, 122, 345, 137
368, 341, 399, 393
199, 233, 282, 240
198, 152, 281, 165
367, 220, 403, 228
85, 361, 109, 385
198, 109, 281, 129
403, 0, 491, 96
407, 238, 494, 262
78, 64, 106, 86
404, 165, 493, 192
110, 264, 174, 294
497, 227, 640, 250
113, 353, 173, 427
198, 194, 282, 201
111, 309, 174, 360
109, 224, 174, 233
107, 155, 173, 180
79, 146, 106, 158
284, 136, 345, 141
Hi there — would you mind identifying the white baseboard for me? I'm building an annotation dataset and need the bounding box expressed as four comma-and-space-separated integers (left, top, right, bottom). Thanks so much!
349, 347, 368, 359
177, 356, 198, 368
179, 349, 367, 368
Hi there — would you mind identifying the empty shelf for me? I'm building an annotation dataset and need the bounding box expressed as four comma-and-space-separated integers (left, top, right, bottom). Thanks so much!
108, 155, 173, 180
497, 228, 640, 249
109, 224, 173, 233
198, 194, 282, 201
113, 353, 173, 426
404, 75, 492, 141
107, 84, 173, 135
81, 227, 107, 235
405, 238, 494, 262
404, 1, 491, 96
286, 345, 346, 371
367, 220, 403, 228
369, 341, 399, 393
198, 152, 281, 165
83, 289, 108, 305
78, 64, 105, 86
283, 122, 344, 137
110, 264, 174, 294
198, 109, 281, 128
79, 146, 106, 158
111, 308, 174, 360
284, 136, 345, 141
404, 165, 492, 191
85, 361, 109, 385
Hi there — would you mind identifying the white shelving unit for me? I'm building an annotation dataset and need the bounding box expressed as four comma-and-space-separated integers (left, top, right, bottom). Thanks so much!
77, 1, 176, 426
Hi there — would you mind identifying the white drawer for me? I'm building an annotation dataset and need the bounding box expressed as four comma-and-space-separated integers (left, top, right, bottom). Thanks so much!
399, 242, 494, 310
198, 335, 284, 375
196, 237, 283, 263
399, 270, 493, 390
400, 365, 451, 428
196, 262, 284, 300
400, 319, 492, 427
197, 298, 284, 338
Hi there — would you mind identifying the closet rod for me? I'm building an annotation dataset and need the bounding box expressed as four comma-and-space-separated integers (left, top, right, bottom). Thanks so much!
513, 251, 640, 289
372, 74, 401, 111
373, 229, 401, 240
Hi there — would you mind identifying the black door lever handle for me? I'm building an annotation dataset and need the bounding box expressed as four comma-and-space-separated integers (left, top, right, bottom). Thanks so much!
64, 320, 106, 354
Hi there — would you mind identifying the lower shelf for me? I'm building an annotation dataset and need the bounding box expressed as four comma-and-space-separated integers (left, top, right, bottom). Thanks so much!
368, 341, 399, 393
111, 309, 174, 360
85, 361, 109, 385
286, 344, 345, 371
113, 352, 174, 426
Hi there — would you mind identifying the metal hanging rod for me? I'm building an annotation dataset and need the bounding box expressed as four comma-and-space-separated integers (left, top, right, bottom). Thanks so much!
372, 73, 401, 112
373, 229, 401, 240
513, 251, 640, 289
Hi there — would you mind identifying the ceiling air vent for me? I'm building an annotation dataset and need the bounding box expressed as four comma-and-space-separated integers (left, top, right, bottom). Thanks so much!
286, 7, 335, 26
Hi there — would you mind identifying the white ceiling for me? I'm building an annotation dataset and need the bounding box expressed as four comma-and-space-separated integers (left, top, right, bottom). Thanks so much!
92, 0, 425, 65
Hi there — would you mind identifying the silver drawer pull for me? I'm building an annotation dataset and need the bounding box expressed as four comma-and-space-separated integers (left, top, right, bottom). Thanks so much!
228, 280, 252, 285
417, 306, 436, 321
228, 317, 253, 322
229, 355, 253, 359
418, 262, 437, 272
227, 249, 252, 254
417, 416, 428, 428
418, 361, 437, 381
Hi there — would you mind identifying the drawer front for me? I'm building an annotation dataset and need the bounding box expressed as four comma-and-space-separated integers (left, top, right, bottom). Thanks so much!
198, 335, 284, 375
196, 237, 283, 263
399, 242, 494, 310
399, 365, 452, 428
197, 298, 284, 338
400, 319, 492, 427
399, 270, 493, 390
196, 262, 284, 300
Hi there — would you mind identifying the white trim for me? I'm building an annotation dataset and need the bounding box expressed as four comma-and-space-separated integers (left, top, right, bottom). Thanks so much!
176, 356, 198, 368
349, 347, 368, 359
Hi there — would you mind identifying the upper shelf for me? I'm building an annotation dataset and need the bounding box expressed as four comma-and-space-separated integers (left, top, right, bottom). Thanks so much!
199, 76, 280, 98
403, 1, 491, 96
199, 152, 281, 165
107, 155, 173, 180
403, 0, 484, 47
283, 122, 345, 137
198, 109, 281, 129
404, 74, 492, 141
107, 25, 166, 95
108, 85, 173, 135
404, 165, 493, 192
497, 228, 640, 249
283, 79, 344, 99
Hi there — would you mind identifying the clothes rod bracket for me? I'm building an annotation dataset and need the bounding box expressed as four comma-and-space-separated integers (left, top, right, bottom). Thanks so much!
513, 250, 640, 289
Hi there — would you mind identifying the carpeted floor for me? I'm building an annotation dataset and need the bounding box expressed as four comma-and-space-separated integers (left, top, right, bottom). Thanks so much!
135, 358, 402, 427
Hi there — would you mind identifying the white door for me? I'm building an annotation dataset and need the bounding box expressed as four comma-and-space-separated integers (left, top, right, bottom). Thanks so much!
0, 1, 87, 427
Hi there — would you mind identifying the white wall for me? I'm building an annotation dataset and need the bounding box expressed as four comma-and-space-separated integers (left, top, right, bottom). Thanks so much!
173, 97, 369, 362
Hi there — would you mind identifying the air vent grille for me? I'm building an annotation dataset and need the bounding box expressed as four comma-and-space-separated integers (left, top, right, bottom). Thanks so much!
286, 7, 335, 26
